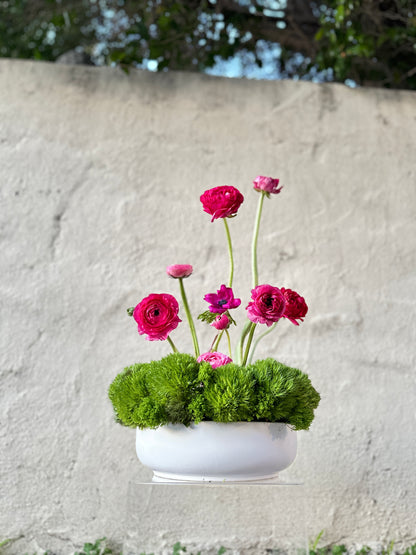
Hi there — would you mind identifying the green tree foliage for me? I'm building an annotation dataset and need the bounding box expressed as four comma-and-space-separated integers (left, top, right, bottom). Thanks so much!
2, 0, 413, 89
315, 0, 416, 89
108, 353, 320, 430
0, 0, 97, 62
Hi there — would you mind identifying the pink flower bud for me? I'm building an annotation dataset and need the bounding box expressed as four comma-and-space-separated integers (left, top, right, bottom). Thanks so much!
197, 351, 232, 369
253, 176, 282, 195
166, 264, 193, 279
211, 314, 230, 330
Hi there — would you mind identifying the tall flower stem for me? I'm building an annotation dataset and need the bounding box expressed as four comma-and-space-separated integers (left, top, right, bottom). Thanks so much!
225, 329, 232, 359
252, 191, 266, 288
248, 322, 277, 364
223, 218, 234, 287
178, 278, 200, 357
209, 333, 218, 352
167, 336, 179, 353
236, 320, 252, 365
242, 322, 257, 366
213, 330, 224, 352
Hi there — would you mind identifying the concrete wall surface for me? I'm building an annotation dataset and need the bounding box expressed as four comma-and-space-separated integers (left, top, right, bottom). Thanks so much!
1, 59, 415, 554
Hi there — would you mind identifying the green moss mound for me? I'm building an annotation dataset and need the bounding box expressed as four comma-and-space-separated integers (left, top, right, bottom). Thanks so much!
108, 353, 320, 431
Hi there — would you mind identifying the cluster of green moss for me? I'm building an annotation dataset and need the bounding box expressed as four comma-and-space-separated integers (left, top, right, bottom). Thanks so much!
108, 353, 320, 431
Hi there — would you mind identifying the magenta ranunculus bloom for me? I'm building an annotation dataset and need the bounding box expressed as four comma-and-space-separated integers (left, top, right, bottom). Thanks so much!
246, 284, 286, 327
133, 293, 181, 341
200, 185, 244, 222
197, 351, 233, 369
204, 284, 241, 314
281, 287, 308, 326
166, 264, 193, 279
211, 313, 230, 330
253, 176, 282, 195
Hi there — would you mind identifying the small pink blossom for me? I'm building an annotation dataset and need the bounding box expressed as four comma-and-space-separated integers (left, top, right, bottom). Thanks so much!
200, 185, 244, 222
246, 284, 286, 327
204, 284, 241, 314
133, 293, 181, 341
281, 287, 308, 326
197, 351, 232, 369
253, 176, 282, 195
211, 314, 230, 330
166, 264, 193, 279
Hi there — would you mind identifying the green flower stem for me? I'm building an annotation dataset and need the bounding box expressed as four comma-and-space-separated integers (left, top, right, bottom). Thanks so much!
242, 322, 257, 366
213, 330, 224, 352
178, 278, 200, 357
236, 320, 252, 365
167, 336, 179, 353
223, 218, 234, 287
252, 191, 266, 288
225, 329, 232, 359
209, 333, 218, 351
248, 322, 277, 364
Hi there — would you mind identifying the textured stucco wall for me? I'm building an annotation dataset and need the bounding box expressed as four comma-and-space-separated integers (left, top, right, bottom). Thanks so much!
1, 59, 415, 554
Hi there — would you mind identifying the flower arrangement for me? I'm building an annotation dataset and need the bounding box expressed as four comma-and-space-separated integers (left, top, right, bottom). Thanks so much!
109, 177, 320, 431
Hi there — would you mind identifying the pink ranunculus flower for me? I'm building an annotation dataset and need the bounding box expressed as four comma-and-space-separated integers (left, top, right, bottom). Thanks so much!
166, 264, 193, 279
204, 284, 241, 314
246, 284, 286, 327
281, 287, 308, 326
211, 313, 230, 330
133, 293, 181, 341
253, 176, 282, 195
200, 185, 244, 222
197, 351, 232, 369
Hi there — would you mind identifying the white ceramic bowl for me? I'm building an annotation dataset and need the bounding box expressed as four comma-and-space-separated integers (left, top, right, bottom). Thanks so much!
136, 421, 297, 482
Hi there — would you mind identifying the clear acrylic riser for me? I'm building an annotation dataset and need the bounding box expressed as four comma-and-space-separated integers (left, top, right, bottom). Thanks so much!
123, 477, 307, 555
